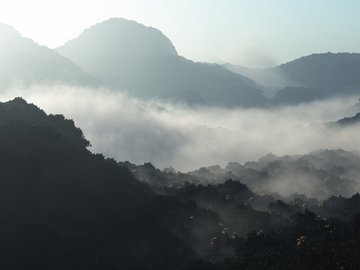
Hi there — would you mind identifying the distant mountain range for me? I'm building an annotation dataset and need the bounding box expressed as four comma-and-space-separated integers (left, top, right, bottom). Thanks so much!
225, 53, 360, 104
56, 18, 267, 107
1, 19, 360, 106
0, 23, 98, 89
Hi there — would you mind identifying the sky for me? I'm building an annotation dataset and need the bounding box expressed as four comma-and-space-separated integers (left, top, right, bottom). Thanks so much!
1, 0, 360, 67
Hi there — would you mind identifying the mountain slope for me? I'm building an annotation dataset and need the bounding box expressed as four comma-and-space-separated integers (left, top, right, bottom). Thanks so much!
332, 112, 360, 126
0, 98, 193, 270
2, 98, 360, 269
56, 18, 268, 107
271, 53, 360, 103
0, 24, 98, 89
225, 53, 360, 104
276, 53, 360, 91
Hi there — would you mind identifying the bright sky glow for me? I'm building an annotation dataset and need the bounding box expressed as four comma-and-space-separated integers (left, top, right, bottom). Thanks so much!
1, 0, 360, 67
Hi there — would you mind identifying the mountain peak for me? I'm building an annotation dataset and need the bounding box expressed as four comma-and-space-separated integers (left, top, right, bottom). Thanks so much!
0, 23, 21, 41
0, 23, 99, 90
0, 98, 90, 148
59, 17, 178, 57
56, 18, 267, 107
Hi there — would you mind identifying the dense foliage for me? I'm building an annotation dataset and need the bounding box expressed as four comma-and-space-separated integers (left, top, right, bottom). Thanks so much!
1, 98, 360, 269
0, 98, 193, 270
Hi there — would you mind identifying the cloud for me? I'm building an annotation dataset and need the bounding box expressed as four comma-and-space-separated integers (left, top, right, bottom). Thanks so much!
1, 84, 360, 171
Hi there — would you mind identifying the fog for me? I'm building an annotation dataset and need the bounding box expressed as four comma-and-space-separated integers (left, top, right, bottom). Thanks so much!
1, 84, 360, 171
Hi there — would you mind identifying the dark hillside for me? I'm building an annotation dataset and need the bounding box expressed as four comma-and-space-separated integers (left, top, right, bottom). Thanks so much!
0, 98, 193, 270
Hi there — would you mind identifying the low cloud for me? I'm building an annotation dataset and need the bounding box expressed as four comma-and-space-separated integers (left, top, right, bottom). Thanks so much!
1, 84, 360, 171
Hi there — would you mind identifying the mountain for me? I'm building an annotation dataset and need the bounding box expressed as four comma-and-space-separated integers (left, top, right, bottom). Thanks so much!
332, 112, 360, 126
56, 18, 268, 107
2, 98, 360, 269
225, 53, 360, 104
177, 149, 360, 199
274, 86, 328, 104
223, 63, 294, 98
122, 148, 360, 199
121, 151, 360, 268
0, 23, 98, 90
276, 53, 360, 91
272, 53, 360, 104
0, 98, 193, 270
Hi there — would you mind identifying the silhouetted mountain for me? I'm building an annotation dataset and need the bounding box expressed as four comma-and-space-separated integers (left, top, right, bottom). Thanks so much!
56, 18, 268, 107
225, 53, 360, 104
2, 98, 360, 268
332, 112, 360, 126
0, 98, 194, 270
0, 24, 98, 89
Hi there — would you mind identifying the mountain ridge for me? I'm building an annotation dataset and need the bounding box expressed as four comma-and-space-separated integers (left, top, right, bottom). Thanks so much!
0, 23, 99, 90
224, 52, 360, 104
3, 19, 360, 107
56, 18, 268, 107
0, 97, 195, 269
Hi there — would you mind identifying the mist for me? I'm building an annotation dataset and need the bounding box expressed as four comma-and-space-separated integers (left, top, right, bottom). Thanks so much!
1, 84, 360, 171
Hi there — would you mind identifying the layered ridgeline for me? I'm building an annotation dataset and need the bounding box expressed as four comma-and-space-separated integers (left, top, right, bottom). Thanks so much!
226, 53, 360, 104
56, 18, 268, 107
124, 149, 360, 199
0, 24, 98, 90
2, 19, 360, 107
4, 18, 360, 107
1, 98, 360, 269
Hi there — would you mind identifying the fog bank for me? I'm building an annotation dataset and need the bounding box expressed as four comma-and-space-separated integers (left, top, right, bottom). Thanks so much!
1, 84, 360, 171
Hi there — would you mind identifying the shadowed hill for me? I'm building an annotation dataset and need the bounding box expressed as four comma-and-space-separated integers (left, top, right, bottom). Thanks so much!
332, 112, 360, 126
2, 98, 360, 269
0, 98, 193, 270
56, 18, 268, 107
0, 97, 90, 148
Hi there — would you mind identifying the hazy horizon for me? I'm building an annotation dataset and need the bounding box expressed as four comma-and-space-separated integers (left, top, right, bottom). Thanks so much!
1, 0, 360, 68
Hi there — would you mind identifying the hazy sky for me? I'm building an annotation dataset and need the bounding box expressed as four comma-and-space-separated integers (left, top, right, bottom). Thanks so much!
1, 0, 360, 67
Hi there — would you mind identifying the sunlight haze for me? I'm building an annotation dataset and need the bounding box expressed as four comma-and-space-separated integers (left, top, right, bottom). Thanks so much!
1, 0, 360, 67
